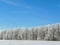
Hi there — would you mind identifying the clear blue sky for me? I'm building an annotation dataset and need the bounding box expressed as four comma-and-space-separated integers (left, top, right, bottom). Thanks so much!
0, 0, 60, 29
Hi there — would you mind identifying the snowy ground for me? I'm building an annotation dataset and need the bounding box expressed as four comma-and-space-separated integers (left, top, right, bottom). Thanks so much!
0, 40, 60, 45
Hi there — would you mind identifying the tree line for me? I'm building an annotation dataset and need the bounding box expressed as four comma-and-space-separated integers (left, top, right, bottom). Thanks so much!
0, 23, 60, 41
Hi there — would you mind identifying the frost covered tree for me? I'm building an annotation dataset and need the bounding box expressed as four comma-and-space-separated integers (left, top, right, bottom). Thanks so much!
37, 26, 45, 40
44, 24, 55, 40
20, 28, 28, 40
28, 28, 34, 40
54, 24, 60, 41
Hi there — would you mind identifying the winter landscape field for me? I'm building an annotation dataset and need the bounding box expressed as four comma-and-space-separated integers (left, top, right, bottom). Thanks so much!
0, 0, 60, 45
0, 40, 60, 45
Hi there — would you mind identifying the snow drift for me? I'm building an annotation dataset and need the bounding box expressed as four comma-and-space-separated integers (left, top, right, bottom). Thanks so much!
0, 23, 60, 41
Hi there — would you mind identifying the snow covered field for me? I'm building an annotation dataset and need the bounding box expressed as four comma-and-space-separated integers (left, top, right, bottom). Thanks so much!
0, 40, 60, 45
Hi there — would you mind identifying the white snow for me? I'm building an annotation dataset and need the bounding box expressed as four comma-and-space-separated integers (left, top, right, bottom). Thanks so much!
0, 40, 60, 45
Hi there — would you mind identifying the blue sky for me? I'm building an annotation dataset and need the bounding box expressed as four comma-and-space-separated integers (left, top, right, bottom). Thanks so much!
0, 0, 60, 29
